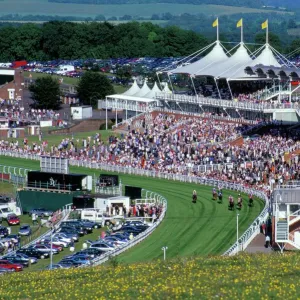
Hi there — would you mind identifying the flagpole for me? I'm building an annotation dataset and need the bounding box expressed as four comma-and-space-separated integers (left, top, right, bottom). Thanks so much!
241, 21, 243, 43
217, 18, 219, 41
266, 19, 269, 44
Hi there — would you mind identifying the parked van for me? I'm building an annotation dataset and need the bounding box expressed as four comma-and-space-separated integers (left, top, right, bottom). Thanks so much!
0, 204, 21, 219
56, 65, 75, 75
80, 209, 123, 226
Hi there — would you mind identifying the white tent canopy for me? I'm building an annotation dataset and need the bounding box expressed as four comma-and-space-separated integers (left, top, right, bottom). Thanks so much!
122, 80, 141, 96
169, 41, 229, 75
249, 44, 281, 68
144, 82, 161, 99
200, 43, 252, 78
162, 83, 172, 94
132, 81, 151, 97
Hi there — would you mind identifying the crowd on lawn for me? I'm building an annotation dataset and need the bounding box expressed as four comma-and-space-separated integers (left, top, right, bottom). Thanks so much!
0, 113, 300, 196
0, 106, 60, 122
106, 203, 163, 221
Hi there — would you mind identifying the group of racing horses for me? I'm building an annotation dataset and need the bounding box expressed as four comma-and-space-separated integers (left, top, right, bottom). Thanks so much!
192, 188, 254, 210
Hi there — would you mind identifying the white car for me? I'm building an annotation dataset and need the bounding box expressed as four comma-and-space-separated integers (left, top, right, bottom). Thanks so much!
52, 234, 73, 244
89, 242, 115, 252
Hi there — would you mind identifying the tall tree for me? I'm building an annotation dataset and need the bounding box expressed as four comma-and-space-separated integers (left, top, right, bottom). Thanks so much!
29, 76, 61, 110
77, 71, 115, 107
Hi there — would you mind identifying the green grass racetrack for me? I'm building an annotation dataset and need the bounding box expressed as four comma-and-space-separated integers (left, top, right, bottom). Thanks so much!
1, 156, 265, 262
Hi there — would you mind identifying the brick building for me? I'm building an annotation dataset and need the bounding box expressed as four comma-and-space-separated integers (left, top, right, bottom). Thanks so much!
0, 69, 24, 101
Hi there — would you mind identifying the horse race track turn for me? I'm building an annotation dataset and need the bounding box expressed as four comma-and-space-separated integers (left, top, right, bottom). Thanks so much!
1, 156, 264, 262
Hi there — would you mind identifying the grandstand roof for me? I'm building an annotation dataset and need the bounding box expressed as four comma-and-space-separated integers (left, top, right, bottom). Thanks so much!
248, 44, 281, 68
169, 41, 228, 75
200, 43, 252, 78
122, 80, 140, 96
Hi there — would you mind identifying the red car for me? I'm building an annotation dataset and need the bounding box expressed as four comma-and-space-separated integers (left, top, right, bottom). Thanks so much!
0, 260, 23, 272
7, 214, 20, 226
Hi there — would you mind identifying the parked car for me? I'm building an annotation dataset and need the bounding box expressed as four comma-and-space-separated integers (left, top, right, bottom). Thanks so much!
0, 226, 8, 237
38, 242, 63, 252
62, 221, 93, 233
62, 255, 91, 266
18, 224, 32, 236
59, 225, 86, 236
4, 256, 30, 267
7, 253, 37, 264
52, 233, 76, 243
29, 244, 59, 255
41, 238, 68, 248
29, 208, 53, 218
80, 248, 104, 258
17, 248, 49, 259
7, 214, 20, 226
0, 259, 23, 271
58, 259, 82, 268
0, 267, 14, 274
88, 242, 115, 252
45, 264, 68, 270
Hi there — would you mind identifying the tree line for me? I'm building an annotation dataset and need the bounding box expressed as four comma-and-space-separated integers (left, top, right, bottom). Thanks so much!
0, 21, 298, 62
0, 21, 208, 61
48, 0, 264, 9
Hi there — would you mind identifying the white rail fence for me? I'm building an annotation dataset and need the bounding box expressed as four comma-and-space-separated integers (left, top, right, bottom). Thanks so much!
0, 204, 73, 259
90, 191, 167, 266
0, 151, 270, 256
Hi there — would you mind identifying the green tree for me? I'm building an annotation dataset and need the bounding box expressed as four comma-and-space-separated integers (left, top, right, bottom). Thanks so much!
29, 76, 61, 110
255, 32, 281, 51
116, 65, 132, 84
77, 71, 115, 107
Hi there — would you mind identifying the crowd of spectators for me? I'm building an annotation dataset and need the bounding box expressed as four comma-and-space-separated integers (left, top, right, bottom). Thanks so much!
0, 112, 299, 196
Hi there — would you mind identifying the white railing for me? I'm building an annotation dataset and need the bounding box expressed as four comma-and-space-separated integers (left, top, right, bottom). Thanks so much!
0, 152, 270, 256
0, 204, 73, 259
156, 92, 300, 112
90, 191, 167, 266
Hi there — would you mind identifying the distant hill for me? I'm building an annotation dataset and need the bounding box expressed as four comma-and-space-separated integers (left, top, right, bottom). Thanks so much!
48, 0, 264, 9
263, 0, 300, 9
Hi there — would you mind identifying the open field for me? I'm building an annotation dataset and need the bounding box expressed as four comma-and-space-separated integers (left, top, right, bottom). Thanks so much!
4, 129, 117, 150
0, 253, 299, 299
0, 156, 265, 263
0, 1, 293, 18
23, 72, 128, 94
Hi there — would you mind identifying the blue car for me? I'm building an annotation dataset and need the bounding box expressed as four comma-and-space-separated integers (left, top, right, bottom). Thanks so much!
18, 224, 32, 236
29, 208, 53, 218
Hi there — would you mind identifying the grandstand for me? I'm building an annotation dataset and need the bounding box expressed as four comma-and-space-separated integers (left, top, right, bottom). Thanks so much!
101, 22, 300, 127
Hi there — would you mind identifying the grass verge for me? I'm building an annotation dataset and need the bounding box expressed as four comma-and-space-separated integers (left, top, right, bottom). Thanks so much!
0, 253, 299, 299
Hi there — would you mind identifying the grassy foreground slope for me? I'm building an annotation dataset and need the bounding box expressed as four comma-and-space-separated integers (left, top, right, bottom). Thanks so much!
0, 253, 299, 299
1, 156, 264, 261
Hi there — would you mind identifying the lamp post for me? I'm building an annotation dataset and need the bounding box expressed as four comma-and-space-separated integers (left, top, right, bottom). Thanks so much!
50, 225, 54, 270
161, 246, 168, 261
236, 213, 239, 253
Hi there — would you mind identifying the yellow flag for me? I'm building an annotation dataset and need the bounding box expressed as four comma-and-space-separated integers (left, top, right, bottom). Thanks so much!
237, 18, 243, 28
212, 18, 218, 27
262, 20, 268, 30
